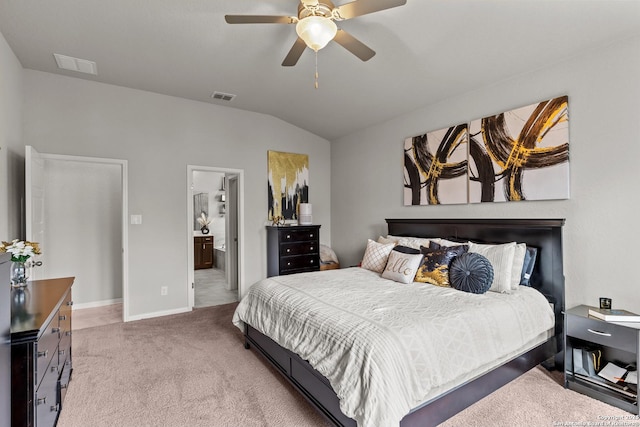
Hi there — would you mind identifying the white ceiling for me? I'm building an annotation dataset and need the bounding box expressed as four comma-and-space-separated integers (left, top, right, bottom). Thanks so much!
1, 0, 639, 140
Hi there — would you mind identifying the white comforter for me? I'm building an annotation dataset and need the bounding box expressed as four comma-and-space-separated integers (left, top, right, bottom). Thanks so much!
232, 267, 554, 427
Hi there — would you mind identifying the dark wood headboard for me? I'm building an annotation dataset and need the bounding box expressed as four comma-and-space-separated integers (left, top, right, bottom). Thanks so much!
386, 218, 565, 350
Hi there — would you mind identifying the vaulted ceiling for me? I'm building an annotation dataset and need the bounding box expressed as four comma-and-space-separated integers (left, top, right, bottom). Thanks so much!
1, 0, 639, 140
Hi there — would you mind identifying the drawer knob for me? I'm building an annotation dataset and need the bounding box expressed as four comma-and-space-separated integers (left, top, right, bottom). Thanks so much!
310, 260, 314, 264
51, 365, 58, 373
66, 331, 72, 337
310, 246, 314, 250
60, 383, 68, 390
59, 315, 67, 321
59, 349, 65, 356
51, 403, 60, 412
67, 300, 74, 306
52, 327, 60, 334
36, 397, 47, 406
286, 234, 291, 239
37, 350, 48, 358
287, 262, 291, 266
286, 249, 290, 253
587, 328, 612, 337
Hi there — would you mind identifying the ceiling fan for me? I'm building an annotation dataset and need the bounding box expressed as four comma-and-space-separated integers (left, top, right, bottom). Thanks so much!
225, 0, 407, 67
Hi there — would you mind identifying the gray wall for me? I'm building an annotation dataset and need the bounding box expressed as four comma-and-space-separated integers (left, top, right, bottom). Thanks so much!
19, 69, 332, 319
331, 35, 640, 311
0, 31, 23, 240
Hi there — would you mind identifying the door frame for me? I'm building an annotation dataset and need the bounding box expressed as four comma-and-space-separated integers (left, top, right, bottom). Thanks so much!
25, 147, 130, 321
186, 165, 244, 308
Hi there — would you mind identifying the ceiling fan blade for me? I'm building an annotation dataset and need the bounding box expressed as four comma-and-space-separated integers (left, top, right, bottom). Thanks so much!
282, 38, 308, 66
224, 15, 297, 24
333, 0, 407, 20
333, 29, 375, 61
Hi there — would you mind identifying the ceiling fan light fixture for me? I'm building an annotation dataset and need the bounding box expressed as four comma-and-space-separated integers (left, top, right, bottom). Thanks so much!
295, 16, 337, 51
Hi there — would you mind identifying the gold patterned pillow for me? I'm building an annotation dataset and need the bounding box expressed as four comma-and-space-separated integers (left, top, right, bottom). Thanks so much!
414, 245, 468, 286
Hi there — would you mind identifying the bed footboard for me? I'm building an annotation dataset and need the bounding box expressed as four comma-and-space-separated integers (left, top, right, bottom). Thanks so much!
244, 323, 557, 427
244, 323, 356, 426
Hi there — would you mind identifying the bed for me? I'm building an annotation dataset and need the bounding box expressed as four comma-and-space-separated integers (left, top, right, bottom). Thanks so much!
233, 218, 565, 427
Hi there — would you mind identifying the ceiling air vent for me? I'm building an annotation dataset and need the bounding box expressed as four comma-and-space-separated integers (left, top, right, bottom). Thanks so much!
211, 91, 236, 102
53, 53, 98, 75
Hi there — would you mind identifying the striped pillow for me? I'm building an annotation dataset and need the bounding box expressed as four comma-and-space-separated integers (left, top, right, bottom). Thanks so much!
468, 241, 517, 293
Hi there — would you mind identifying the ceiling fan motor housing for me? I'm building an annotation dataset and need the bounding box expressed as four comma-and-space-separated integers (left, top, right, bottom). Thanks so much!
298, 1, 337, 20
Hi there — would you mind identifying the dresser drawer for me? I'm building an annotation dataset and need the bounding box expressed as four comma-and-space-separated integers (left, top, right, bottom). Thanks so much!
58, 358, 72, 406
567, 314, 638, 353
280, 241, 319, 256
279, 229, 319, 243
35, 319, 60, 388
280, 254, 319, 273
35, 348, 61, 427
59, 294, 72, 334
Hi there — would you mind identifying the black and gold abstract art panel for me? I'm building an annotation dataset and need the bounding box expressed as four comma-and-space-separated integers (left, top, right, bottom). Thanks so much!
267, 150, 309, 220
403, 124, 468, 205
403, 96, 570, 205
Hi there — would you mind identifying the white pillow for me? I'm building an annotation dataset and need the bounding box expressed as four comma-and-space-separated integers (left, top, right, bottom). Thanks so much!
381, 251, 423, 284
434, 238, 456, 247
377, 235, 397, 245
361, 239, 395, 273
397, 236, 438, 250
468, 241, 517, 293
510, 243, 527, 291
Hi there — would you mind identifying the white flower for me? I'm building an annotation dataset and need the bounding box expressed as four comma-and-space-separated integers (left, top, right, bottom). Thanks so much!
197, 213, 211, 227
0, 239, 42, 262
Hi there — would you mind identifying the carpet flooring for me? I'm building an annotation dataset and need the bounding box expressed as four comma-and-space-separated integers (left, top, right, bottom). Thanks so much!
57, 303, 633, 427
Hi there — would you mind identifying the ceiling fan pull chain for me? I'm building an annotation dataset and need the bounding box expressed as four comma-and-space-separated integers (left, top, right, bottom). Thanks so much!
315, 50, 319, 89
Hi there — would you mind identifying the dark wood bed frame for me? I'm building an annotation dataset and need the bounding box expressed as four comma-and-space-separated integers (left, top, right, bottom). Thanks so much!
244, 218, 565, 427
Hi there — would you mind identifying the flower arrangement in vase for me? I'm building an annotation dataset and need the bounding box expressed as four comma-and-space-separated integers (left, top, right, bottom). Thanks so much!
197, 213, 212, 234
0, 239, 41, 288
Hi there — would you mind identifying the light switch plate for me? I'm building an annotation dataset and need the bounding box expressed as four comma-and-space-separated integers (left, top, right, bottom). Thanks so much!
130, 214, 142, 225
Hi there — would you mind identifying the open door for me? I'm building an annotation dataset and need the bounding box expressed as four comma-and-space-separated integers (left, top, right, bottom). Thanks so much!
25, 146, 130, 320
227, 175, 239, 291
25, 146, 46, 280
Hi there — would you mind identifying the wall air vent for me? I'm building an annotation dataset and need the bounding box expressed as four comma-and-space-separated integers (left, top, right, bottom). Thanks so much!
53, 53, 98, 75
211, 91, 236, 102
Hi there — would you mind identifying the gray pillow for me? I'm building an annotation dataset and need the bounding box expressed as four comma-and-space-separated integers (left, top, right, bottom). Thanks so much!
449, 253, 494, 294
520, 246, 538, 286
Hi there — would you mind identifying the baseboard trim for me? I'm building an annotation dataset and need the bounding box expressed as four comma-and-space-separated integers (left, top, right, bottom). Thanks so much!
125, 306, 192, 322
72, 298, 123, 310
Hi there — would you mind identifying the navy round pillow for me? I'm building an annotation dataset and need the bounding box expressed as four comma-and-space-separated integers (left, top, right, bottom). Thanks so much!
449, 253, 494, 294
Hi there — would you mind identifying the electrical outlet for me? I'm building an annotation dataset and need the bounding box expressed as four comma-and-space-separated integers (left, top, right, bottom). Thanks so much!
161, 286, 168, 296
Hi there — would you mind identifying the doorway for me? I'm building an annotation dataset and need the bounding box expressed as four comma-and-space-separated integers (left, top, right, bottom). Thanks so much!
187, 166, 243, 309
25, 146, 129, 320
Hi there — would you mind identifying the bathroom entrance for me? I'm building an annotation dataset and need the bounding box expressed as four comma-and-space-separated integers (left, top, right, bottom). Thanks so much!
187, 166, 242, 308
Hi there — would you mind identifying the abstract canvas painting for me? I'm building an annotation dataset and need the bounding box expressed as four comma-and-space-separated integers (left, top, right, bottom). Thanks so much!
267, 150, 309, 220
468, 96, 570, 202
403, 124, 468, 205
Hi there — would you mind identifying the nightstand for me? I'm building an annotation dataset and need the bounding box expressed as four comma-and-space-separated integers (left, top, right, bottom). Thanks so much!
565, 305, 639, 413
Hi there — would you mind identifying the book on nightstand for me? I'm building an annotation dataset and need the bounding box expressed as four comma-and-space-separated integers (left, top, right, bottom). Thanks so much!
588, 307, 640, 322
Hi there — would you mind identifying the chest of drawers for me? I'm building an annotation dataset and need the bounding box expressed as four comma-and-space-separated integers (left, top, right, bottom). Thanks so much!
11, 277, 74, 427
267, 225, 320, 277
